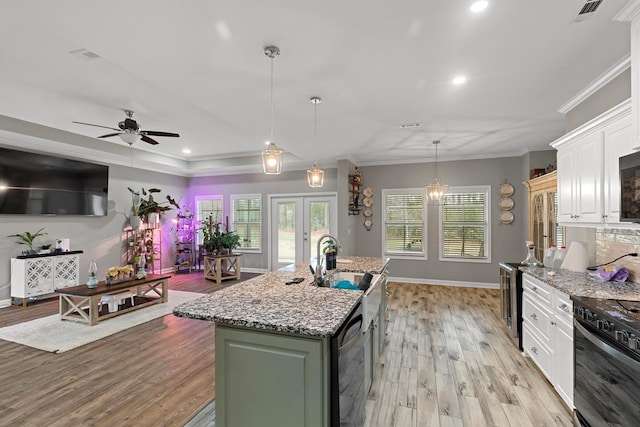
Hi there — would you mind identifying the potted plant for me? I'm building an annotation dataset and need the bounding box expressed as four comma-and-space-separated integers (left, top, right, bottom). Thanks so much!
128, 187, 180, 226
7, 228, 48, 255
221, 231, 242, 254
201, 222, 223, 255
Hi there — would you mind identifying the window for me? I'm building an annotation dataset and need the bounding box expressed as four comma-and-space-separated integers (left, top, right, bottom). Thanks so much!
231, 194, 262, 252
195, 195, 223, 245
440, 186, 490, 262
382, 189, 426, 259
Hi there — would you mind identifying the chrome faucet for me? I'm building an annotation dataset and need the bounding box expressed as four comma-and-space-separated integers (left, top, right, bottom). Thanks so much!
313, 233, 341, 287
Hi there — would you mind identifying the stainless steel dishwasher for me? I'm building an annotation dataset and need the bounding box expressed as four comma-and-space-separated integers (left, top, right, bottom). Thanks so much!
330, 303, 365, 426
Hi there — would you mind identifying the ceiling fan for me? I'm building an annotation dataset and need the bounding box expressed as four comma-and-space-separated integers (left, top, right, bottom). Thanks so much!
73, 110, 180, 145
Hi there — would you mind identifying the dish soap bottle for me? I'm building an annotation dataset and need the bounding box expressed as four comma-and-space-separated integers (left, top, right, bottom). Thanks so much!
521, 241, 543, 267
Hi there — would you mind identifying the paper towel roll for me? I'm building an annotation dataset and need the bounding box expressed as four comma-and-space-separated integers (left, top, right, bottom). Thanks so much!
561, 241, 588, 272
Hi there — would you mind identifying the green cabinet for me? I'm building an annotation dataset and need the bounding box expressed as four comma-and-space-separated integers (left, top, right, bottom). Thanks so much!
215, 325, 330, 427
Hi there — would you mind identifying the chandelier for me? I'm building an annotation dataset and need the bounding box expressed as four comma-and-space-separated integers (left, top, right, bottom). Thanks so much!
426, 140, 448, 205
307, 97, 325, 187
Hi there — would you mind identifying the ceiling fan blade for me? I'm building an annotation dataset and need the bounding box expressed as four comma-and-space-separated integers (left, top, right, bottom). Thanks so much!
140, 135, 159, 145
97, 132, 122, 139
72, 121, 121, 132
141, 130, 180, 138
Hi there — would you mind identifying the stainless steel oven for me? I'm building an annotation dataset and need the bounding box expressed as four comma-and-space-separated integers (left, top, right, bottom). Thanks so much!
499, 262, 523, 350
573, 296, 640, 426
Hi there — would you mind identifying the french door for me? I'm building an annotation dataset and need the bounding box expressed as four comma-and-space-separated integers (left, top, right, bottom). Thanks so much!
270, 195, 337, 270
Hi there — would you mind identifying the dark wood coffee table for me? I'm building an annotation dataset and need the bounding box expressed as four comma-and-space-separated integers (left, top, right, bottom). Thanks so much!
55, 274, 171, 326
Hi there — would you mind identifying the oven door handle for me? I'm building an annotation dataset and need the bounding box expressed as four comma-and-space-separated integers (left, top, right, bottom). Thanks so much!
575, 320, 640, 370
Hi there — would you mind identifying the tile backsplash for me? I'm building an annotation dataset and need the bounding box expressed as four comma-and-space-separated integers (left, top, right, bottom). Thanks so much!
596, 228, 640, 283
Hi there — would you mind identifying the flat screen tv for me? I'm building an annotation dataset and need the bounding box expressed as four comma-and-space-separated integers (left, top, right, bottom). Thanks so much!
620, 150, 640, 223
0, 147, 109, 216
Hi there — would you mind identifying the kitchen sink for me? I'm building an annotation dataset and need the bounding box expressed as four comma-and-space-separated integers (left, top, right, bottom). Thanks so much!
334, 271, 381, 331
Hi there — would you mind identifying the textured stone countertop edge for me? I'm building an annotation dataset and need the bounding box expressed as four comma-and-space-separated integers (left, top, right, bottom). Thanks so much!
520, 266, 640, 302
172, 256, 389, 337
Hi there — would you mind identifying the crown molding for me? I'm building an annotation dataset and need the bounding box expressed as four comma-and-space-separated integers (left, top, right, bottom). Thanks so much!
551, 98, 631, 149
614, 0, 640, 22
557, 54, 631, 114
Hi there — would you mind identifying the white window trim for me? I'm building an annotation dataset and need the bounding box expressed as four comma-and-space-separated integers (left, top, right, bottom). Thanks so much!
195, 194, 224, 246
230, 193, 262, 253
438, 185, 491, 264
381, 188, 427, 261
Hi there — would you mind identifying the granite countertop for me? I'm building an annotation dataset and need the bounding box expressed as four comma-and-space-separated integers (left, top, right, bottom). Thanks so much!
173, 256, 388, 337
521, 267, 640, 302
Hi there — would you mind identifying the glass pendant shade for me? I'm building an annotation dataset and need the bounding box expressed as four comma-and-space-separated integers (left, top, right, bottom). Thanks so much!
426, 140, 448, 205
262, 142, 283, 174
307, 163, 325, 187
262, 45, 283, 175
426, 178, 448, 205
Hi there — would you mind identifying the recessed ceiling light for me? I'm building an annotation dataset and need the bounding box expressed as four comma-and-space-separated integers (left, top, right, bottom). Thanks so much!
182, 148, 191, 154
452, 75, 467, 85
470, 1, 488, 12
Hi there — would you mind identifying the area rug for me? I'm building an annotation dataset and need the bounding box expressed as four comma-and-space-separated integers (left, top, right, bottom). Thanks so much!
0, 290, 205, 353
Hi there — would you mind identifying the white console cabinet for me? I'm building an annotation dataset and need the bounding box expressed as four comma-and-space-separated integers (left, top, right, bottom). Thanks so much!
11, 252, 82, 304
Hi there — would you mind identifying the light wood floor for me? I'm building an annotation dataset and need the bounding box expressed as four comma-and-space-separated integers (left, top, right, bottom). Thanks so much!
365, 283, 573, 427
0, 276, 572, 426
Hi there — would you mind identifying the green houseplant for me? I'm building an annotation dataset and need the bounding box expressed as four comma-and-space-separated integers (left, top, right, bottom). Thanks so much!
7, 228, 48, 255
128, 187, 180, 225
221, 231, 242, 253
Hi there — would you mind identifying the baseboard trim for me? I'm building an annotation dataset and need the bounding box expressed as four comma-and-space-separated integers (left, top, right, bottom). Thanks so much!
242, 267, 269, 274
388, 276, 499, 289
0, 298, 12, 308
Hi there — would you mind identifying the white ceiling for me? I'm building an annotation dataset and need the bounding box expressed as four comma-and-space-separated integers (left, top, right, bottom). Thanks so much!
0, 0, 631, 175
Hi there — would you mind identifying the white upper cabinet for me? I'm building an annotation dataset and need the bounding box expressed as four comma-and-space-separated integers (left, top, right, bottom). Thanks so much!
603, 115, 633, 223
551, 100, 632, 227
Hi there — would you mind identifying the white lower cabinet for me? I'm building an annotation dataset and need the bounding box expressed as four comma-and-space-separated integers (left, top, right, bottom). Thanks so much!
522, 273, 574, 409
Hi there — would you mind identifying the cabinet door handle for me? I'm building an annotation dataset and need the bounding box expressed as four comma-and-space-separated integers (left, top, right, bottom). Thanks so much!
551, 321, 557, 326
558, 304, 570, 313
531, 346, 538, 354
531, 286, 538, 293
530, 313, 538, 321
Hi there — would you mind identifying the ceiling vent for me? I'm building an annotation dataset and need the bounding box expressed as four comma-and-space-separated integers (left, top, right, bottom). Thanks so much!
399, 122, 422, 129
574, 0, 604, 22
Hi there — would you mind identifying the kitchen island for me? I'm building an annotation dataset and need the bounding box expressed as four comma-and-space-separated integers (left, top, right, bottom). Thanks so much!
173, 256, 389, 427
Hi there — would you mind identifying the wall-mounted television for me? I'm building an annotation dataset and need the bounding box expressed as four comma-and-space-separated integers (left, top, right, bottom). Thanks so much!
0, 146, 109, 216
620, 150, 640, 223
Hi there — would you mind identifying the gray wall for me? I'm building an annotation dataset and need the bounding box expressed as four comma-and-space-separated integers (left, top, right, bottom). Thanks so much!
353, 157, 530, 285
0, 164, 188, 301
186, 169, 338, 270
565, 68, 631, 132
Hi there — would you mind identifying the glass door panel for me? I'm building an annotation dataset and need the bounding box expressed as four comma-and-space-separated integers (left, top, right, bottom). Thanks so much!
271, 195, 337, 270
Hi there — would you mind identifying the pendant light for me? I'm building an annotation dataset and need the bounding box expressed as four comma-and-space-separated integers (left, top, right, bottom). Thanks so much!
307, 96, 325, 187
426, 140, 448, 205
262, 45, 283, 175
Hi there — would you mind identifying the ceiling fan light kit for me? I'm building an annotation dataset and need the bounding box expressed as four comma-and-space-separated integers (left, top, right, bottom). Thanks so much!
262, 45, 283, 175
73, 109, 180, 146
307, 96, 324, 188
